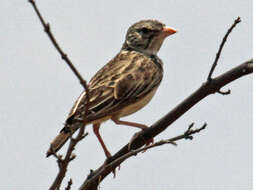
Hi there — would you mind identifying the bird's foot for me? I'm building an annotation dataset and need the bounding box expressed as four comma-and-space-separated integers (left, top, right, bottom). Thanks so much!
103, 153, 120, 178
142, 137, 154, 153
128, 130, 154, 151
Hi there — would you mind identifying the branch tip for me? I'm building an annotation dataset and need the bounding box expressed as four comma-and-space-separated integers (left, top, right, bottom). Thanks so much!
167, 140, 177, 146
70, 154, 76, 161
207, 17, 241, 81
188, 122, 195, 130
80, 132, 89, 140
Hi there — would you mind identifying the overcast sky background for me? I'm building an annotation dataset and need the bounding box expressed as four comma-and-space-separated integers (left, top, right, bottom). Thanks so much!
1, 0, 253, 189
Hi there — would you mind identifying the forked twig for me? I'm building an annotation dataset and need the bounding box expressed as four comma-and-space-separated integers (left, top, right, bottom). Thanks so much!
207, 17, 241, 81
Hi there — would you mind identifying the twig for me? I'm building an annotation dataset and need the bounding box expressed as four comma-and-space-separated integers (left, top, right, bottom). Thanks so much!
207, 17, 241, 81
28, 0, 88, 90
80, 123, 206, 189
65, 179, 73, 190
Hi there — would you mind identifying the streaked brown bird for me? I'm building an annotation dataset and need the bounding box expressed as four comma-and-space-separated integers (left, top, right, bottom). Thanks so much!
47, 20, 176, 158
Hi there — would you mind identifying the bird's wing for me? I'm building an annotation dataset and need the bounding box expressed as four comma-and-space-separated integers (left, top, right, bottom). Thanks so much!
66, 51, 163, 123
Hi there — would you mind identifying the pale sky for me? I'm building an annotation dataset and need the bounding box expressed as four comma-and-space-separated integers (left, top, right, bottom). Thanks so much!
1, 0, 253, 189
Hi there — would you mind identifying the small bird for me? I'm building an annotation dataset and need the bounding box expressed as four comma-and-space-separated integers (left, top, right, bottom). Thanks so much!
47, 20, 176, 158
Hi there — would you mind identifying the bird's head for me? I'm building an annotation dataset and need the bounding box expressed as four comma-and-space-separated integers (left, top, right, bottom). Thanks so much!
122, 20, 176, 55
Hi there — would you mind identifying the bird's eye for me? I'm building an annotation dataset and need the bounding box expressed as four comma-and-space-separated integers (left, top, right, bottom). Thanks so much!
140, 27, 151, 34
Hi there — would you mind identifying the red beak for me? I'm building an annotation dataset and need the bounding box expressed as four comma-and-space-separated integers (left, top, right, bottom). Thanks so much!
162, 26, 177, 37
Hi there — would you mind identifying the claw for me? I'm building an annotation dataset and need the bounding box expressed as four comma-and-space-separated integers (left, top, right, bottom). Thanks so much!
128, 130, 154, 152
103, 154, 120, 178
142, 137, 154, 153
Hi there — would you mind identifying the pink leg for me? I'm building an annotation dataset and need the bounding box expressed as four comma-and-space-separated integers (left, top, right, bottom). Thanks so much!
93, 124, 111, 158
111, 117, 153, 148
111, 117, 148, 129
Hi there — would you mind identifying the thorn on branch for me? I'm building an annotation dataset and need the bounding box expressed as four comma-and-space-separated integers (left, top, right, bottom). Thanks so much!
184, 123, 194, 140
218, 88, 231, 95
70, 154, 76, 161
65, 178, 73, 190
164, 140, 177, 146
88, 170, 94, 178
81, 132, 89, 140
207, 17, 241, 81
45, 23, 50, 33
61, 53, 67, 60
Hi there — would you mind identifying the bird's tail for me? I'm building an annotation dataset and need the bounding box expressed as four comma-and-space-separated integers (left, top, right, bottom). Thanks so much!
46, 131, 71, 157
46, 123, 82, 157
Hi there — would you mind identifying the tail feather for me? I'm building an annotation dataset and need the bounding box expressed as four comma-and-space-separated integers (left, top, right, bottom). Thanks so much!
46, 131, 71, 157
47, 122, 83, 157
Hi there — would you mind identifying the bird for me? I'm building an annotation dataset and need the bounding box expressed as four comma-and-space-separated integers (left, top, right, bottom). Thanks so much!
47, 20, 176, 158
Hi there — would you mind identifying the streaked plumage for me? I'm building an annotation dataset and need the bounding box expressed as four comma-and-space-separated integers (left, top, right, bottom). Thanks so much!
47, 20, 176, 157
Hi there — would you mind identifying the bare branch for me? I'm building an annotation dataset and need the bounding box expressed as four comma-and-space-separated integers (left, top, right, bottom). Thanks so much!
207, 17, 241, 81
28, 0, 88, 90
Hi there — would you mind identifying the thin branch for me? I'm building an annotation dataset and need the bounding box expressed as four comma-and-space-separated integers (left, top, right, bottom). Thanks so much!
28, 1, 92, 189
80, 123, 206, 189
207, 17, 241, 81
28, 0, 88, 90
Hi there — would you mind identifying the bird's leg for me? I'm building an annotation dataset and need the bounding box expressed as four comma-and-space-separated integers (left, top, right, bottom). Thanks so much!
111, 117, 148, 129
93, 124, 112, 158
93, 124, 118, 177
111, 117, 154, 149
